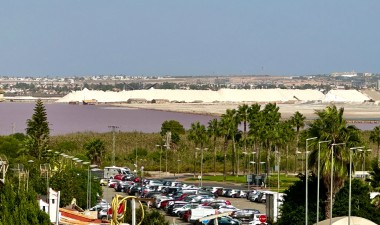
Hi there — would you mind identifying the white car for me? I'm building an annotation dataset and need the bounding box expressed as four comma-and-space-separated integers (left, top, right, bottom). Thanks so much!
218, 205, 239, 214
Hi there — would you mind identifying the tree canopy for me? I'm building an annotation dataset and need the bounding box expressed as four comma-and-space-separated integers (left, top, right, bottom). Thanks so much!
25, 99, 50, 160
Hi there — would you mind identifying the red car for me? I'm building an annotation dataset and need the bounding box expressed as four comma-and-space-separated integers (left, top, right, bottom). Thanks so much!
113, 174, 124, 180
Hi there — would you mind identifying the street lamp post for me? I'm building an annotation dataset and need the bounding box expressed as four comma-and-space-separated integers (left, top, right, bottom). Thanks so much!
177, 160, 181, 180
296, 151, 303, 173
108, 125, 119, 166
141, 166, 144, 187
330, 143, 345, 225
260, 162, 266, 187
305, 137, 317, 225
156, 144, 163, 178
317, 140, 330, 225
82, 162, 90, 209
196, 147, 208, 187
358, 149, 372, 179
349, 147, 364, 225
82, 162, 97, 210
249, 161, 256, 190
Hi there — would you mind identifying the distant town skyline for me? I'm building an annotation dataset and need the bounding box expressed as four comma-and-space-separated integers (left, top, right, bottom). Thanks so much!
1, 1, 379, 77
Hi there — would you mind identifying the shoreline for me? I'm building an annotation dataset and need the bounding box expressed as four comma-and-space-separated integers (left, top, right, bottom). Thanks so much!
109, 102, 380, 123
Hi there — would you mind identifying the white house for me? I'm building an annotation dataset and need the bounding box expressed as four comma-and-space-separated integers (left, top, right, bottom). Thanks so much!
38, 188, 61, 224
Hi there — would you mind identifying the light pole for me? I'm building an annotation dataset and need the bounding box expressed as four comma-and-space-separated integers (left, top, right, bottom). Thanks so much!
330, 143, 345, 225
358, 149, 372, 179
108, 125, 119, 166
82, 162, 90, 209
317, 140, 330, 225
140, 166, 144, 187
296, 150, 303, 173
260, 162, 266, 187
196, 147, 208, 187
249, 161, 256, 190
156, 144, 163, 178
305, 137, 317, 225
349, 147, 364, 225
177, 160, 181, 180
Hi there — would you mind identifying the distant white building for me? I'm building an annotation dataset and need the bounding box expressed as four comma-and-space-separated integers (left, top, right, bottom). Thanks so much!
331, 71, 359, 77
38, 188, 61, 224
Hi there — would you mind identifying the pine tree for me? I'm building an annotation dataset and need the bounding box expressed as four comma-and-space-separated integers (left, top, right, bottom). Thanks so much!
25, 99, 50, 160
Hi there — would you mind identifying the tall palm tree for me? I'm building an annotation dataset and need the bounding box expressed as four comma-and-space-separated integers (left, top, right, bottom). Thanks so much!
85, 138, 106, 166
307, 105, 363, 219
247, 103, 262, 174
238, 104, 249, 174
261, 103, 281, 182
277, 120, 295, 175
207, 118, 220, 176
219, 109, 239, 181
187, 122, 208, 177
290, 111, 306, 173
369, 125, 380, 162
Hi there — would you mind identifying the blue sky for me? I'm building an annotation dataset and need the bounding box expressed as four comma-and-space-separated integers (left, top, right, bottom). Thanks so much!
1, 1, 379, 77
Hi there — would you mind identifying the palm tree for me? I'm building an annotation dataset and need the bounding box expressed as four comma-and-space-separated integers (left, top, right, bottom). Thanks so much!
369, 125, 380, 162
277, 120, 295, 175
219, 109, 239, 181
290, 111, 306, 173
187, 122, 208, 177
247, 103, 262, 174
207, 118, 220, 176
238, 104, 249, 173
85, 138, 106, 166
307, 105, 363, 219
261, 103, 281, 182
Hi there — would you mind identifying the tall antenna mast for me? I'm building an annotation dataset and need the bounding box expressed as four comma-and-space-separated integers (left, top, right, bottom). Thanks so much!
108, 125, 119, 166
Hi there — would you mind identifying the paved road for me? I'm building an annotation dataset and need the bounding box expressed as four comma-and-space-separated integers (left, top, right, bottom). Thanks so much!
101, 186, 266, 225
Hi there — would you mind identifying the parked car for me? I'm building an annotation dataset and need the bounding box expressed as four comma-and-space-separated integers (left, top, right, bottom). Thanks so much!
188, 207, 216, 224
249, 191, 262, 202
246, 190, 258, 200
205, 216, 242, 225
223, 189, 232, 197
128, 184, 142, 195
231, 209, 260, 222
114, 181, 132, 192
165, 201, 188, 216
89, 202, 110, 211
257, 192, 266, 203
100, 178, 109, 186
211, 187, 224, 196
107, 179, 119, 188
218, 205, 239, 214
175, 203, 200, 217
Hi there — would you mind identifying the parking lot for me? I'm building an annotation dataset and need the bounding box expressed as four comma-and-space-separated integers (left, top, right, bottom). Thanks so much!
101, 184, 267, 224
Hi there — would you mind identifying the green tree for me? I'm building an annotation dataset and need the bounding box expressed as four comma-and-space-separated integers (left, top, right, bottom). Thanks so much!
207, 118, 220, 176
219, 109, 239, 180
84, 139, 106, 166
276, 120, 295, 175
247, 103, 262, 174
187, 122, 208, 177
25, 99, 50, 160
367, 159, 380, 191
261, 103, 281, 181
237, 104, 249, 170
307, 105, 363, 219
278, 175, 380, 225
290, 111, 306, 173
0, 180, 51, 225
160, 120, 185, 146
369, 125, 380, 162
49, 167, 102, 209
